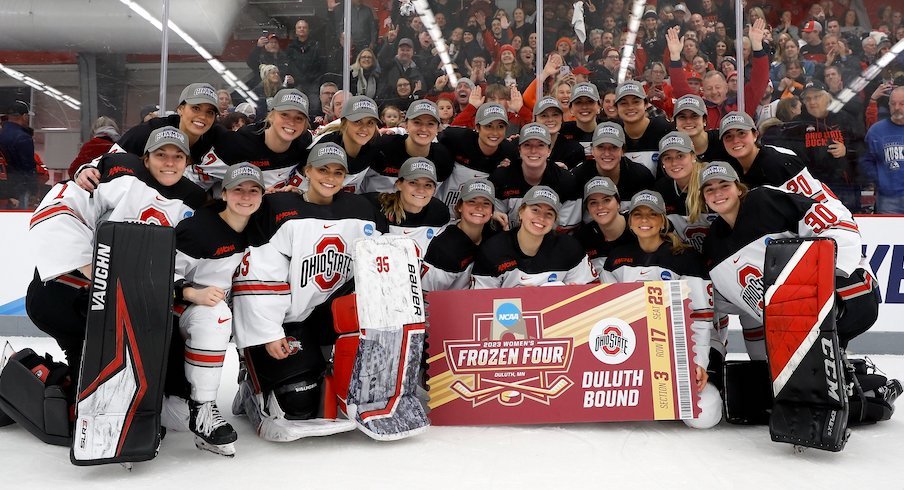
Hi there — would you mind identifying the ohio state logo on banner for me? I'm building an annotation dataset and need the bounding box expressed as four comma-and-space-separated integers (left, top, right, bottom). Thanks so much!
298, 235, 353, 291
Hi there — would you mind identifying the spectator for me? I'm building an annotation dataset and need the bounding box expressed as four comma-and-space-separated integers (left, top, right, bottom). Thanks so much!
252, 65, 293, 120
452, 78, 475, 112
800, 20, 826, 64
379, 38, 425, 99
311, 82, 338, 125
822, 33, 862, 84
775, 97, 802, 122
511, 7, 534, 40
326, 0, 377, 51
67, 116, 120, 178
862, 36, 879, 66
861, 87, 904, 213
840, 9, 865, 38
487, 44, 532, 91
774, 60, 807, 100
382, 77, 422, 112
286, 19, 322, 104
246, 33, 290, 89
645, 62, 675, 116
380, 105, 402, 128
0, 101, 36, 208
216, 89, 232, 116
823, 65, 866, 133
773, 10, 799, 41
219, 112, 251, 131
589, 47, 619, 92
350, 48, 381, 99
140, 104, 160, 123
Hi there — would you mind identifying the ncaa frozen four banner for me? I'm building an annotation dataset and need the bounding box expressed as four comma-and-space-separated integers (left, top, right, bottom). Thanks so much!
425, 282, 700, 425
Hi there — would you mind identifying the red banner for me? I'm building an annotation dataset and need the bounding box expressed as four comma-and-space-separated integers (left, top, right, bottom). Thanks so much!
425, 282, 700, 425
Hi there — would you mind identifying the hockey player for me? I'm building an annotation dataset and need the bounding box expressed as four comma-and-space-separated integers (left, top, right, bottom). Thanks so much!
571, 122, 655, 210
436, 102, 518, 209
602, 190, 721, 429
697, 161, 900, 424
27, 127, 206, 396
288, 95, 382, 193
74, 83, 225, 192
671, 95, 735, 164
231, 142, 389, 441
365, 100, 454, 193
573, 177, 633, 273
421, 178, 498, 292
363, 157, 450, 253
191, 89, 312, 191
491, 123, 581, 231
471, 186, 598, 288
172, 163, 264, 456
532, 97, 585, 170
558, 82, 602, 166
614, 80, 673, 178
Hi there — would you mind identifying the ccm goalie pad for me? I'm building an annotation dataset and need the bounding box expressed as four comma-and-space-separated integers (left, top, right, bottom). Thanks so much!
346, 236, 429, 441
0, 345, 72, 446
71, 222, 176, 466
763, 238, 849, 452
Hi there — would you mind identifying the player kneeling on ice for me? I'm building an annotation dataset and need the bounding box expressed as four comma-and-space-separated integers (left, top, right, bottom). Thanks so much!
171, 163, 264, 456
697, 163, 901, 448
471, 185, 598, 288
231, 143, 404, 441
602, 190, 720, 429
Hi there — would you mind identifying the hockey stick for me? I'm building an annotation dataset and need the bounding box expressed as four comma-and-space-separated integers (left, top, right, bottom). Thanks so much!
450, 380, 506, 400
483, 376, 573, 397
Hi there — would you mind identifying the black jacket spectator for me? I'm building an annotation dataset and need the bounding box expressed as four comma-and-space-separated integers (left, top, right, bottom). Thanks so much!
327, 0, 378, 51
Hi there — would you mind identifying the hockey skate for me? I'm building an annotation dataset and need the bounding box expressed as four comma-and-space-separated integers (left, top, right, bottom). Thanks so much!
189, 400, 237, 457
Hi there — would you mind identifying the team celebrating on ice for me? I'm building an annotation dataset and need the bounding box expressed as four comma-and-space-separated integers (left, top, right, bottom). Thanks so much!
5, 69, 901, 458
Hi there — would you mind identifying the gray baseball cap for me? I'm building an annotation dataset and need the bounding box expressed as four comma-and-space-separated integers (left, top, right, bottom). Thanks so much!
179, 83, 218, 107
628, 190, 667, 215
718, 111, 755, 139
592, 122, 626, 147
144, 126, 190, 155
583, 176, 619, 200
456, 78, 475, 90
519, 123, 552, 146
659, 131, 694, 154
673, 94, 706, 117
340, 95, 380, 122
398, 157, 438, 183
569, 82, 601, 104
533, 96, 563, 116
699, 162, 740, 187
271, 88, 309, 117
614, 80, 646, 103
476, 102, 509, 126
222, 163, 264, 190
522, 185, 561, 214
459, 178, 496, 203
307, 142, 349, 170
406, 99, 440, 122
398, 38, 414, 48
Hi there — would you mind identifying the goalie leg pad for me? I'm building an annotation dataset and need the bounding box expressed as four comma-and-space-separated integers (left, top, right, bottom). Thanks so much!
723, 360, 772, 425
763, 238, 849, 451
0, 349, 72, 446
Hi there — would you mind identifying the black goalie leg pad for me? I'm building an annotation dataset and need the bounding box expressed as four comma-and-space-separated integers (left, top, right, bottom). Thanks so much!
71, 222, 176, 466
0, 349, 72, 445
763, 238, 849, 452
722, 360, 772, 425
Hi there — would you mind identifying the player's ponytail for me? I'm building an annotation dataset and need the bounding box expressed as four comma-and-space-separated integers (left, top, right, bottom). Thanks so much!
378, 184, 407, 225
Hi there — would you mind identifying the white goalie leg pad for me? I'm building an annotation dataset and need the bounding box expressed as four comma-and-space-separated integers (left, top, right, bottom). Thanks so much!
684, 383, 723, 429
346, 237, 429, 441
235, 378, 355, 442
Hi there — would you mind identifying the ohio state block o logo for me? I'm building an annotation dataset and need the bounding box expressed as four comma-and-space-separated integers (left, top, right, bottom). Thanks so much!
137, 206, 171, 227
589, 318, 635, 365
314, 235, 346, 290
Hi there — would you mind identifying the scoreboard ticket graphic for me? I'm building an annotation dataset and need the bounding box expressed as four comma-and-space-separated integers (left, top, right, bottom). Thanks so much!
425, 282, 700, 425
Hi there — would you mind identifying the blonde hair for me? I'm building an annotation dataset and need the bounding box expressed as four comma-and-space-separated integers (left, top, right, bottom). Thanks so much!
681, 154, 706, 222
378, 179, 408, 224
629, 207, 689, 253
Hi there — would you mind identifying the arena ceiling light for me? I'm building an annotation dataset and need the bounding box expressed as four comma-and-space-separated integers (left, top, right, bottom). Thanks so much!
618, 0, 645, 83
118, 0, 258, 106
411, 0, 459, 85
830, 38, 904, 114
0, 64, 81, 111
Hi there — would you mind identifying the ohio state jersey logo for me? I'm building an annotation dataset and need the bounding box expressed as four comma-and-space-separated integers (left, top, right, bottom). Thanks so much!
135, 206, 172, 226
738, 264, 765, 313
298, 235, 353, 291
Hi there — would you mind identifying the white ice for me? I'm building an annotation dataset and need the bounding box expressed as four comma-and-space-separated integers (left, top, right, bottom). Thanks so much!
1, 336, 901, 489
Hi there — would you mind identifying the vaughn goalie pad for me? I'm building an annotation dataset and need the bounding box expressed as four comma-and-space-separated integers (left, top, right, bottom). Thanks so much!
346, 236, 429, 441
71, 222, 176, 465
763, 238, 849, 452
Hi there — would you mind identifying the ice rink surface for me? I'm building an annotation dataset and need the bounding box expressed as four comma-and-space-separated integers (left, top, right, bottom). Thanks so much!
1, 336, 901, 489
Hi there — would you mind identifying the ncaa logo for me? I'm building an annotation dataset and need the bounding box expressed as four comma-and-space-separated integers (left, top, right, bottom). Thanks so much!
426, 228, 435, 239
363, 223, 374, 236
183, 210, 193, 219
547, 273, 558, 282
661, 271, 672, 280
495, 302, 521, 327
589, 318, 635, 365
764, 237, 773, 245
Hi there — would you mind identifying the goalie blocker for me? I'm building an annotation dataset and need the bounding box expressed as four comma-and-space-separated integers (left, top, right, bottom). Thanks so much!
70, 222, 176, 466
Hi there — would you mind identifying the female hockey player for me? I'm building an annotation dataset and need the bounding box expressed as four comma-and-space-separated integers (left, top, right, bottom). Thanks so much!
364, 99, 454, 193
421, 178, 498, 292
602, 190, 721, 429
74, 83, 225, 192
532, 97, 585, 170
471, 185, 597, 288
571, 122, 655, 210
671, 95, 735, 165
172, 163, 264, 456
192, 88, 312, 191
231, 142, 389, 442
363, 157, 450, 254
573, 177, 633, 273
490, 123, 581, 231
27, 127, 206, 399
